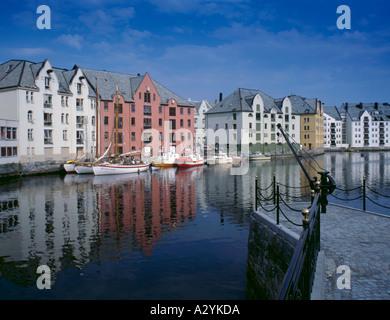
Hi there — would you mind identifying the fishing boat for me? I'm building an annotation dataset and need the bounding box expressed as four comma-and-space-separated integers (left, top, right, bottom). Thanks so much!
64, 160, 77, 173
175, 154, 204, 168
249, 152, 271, 161
151, 152, 180, 167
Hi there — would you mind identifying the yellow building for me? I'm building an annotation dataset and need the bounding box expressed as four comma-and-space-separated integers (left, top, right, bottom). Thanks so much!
287, 95, 324, 153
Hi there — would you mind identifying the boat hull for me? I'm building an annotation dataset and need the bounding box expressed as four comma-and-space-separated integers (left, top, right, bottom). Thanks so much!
64, 163, 76, 173
176, 160, 204, 168
75, 164, 94, 174
93, 163, 150, 175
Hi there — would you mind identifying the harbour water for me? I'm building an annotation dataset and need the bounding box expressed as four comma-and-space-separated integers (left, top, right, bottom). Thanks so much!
0, 151, 389, 300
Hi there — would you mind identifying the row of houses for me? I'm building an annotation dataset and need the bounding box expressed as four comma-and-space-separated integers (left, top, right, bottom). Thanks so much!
1, 58, 389, 168
0, 59, 204, 166
323, 103, 390, 149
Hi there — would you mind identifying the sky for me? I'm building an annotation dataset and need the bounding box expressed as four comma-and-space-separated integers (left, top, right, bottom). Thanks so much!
1, 0, 390, 107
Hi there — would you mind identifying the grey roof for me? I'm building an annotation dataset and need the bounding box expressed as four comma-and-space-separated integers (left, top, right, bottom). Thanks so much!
342, 102, 390, 121
323, 106, 342, 120
287, 95, 317, 115
206, 88, 280, 114
0, 59, 193, 107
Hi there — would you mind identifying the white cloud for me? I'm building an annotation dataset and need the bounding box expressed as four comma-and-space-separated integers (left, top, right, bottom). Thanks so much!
56, 34, 84, 50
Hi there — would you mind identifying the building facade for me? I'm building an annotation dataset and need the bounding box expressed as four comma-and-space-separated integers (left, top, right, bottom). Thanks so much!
192, 99, 213, 153
0, 59, 194, 167
205, 89, 314, 155
342, 103, 390, 148
323, 106, 348, 149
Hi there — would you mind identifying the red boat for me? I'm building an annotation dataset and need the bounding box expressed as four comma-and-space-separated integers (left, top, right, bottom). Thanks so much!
175, 154, 204, 168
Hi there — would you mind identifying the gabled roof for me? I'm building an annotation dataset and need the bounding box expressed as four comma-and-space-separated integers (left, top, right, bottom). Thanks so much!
287, 95, 317, 115
206, 88, 280, 114
323, 106, 342, 120
342, 102, 390, 121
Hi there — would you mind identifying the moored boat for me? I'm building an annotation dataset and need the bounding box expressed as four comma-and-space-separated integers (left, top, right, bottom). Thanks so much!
75, 163, 94, 174
206, 152, 232, 165
151, 152, 180, 167
64, 160, 77, 173
249, 152, 271, 161
175, 154, 204, 168
93, 162, 150, 175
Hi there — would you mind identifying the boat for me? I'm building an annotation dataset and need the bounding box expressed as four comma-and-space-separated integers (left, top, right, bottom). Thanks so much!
206, 152, 232, 165
75, 162, 94, 174
93, 162, 150, 175
249, 152, 271, 161
150, 164, 160, 171
151, 152, 180, 167
175, 154, 204, 168
64, 160, 77, 173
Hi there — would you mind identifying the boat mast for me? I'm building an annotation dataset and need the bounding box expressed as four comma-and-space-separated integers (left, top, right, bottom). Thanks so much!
115, 88, 119, 160
95, 78, 99, 159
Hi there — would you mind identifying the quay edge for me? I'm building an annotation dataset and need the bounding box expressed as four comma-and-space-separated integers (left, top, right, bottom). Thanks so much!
0, 161, 65, 180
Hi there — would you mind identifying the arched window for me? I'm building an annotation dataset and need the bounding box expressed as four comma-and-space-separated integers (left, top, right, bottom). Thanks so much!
27, 110, 33, 122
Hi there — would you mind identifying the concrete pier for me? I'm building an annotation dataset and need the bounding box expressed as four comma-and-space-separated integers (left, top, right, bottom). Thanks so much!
257, 202, 390, 300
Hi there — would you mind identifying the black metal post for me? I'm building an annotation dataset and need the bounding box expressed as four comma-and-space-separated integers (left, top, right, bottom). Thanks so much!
276, 182, 280, 225
255, 176, 258, 211
273, 172, 276, 205
363, 175, 366, 211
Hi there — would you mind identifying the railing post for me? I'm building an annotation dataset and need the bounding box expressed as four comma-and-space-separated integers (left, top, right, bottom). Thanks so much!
273, 172, 276, 205
276, 181, 280, 225
311, 189, 315, 205
255, 176, 258, 211
363, 175, 366, 211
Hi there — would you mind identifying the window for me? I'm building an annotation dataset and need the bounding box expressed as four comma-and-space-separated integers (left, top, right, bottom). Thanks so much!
170, 119, 176, 130
44, 94, 52, 108
104, 116, 109, 125
180, 119, 184, 127
159, 118, 163, 127
131, 132, 136, 141
180, 108, 183, 115
153, 94, 156, 101
188, 119, 191, 128
44, 129, 53, 144
144, 92, 151, 103
144, 118, 152, 129
104, 102, 109, 111
26, 91, 30, 103
116, 104, 123, 114
188, 108, 191, 115
77, 116, 85, 128
45, 77, 50, 88
131, 104, 135, 112
91, 116, 96, 126
77, 83, 82, 94
28, 129, 33, 141
144, 105, 152, 115
76, 99, 83, 111
63, 130, 68, 141
233, 113, 236, 120
76, 131, 84, 144
159, 106, 162, 114
28, 110, 33, 122
104, 132, 109, 141
271, 114, 275, 122
131, 117, 135, 126
256, 113, 261, 121
169, 107, 176, 116
44, 113, 53, 126
61, 113, 65, 124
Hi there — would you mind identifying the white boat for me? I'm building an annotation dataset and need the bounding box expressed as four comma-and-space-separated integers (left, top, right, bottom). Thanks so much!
151, 152, 181, 167
64, 161, 77, 173
93, 162, 150, 175
249, 152, 271, 161
232, 154, 248, 167
75, 163, 94, 174
207, 152, 232, 165
175, 154, 204, 168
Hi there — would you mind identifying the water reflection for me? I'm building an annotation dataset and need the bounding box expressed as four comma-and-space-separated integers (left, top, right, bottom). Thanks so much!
0, 151, 389, 299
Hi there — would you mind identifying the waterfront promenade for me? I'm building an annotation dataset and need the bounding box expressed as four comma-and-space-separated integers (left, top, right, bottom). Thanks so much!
259, 202, 390, 300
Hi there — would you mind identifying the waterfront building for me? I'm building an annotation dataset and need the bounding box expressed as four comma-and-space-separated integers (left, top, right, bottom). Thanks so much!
342, 102, 390, 148
191, 99, 213, 153
0, 59, 96, 164
205, 88, 307, 155
80, 69, 194, 157
323, 106, 348, 149
286, 95, 324, 153
0, 118, 19, 164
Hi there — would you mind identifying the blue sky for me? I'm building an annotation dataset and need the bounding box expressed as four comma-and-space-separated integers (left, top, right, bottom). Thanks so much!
1, 0, 390, 106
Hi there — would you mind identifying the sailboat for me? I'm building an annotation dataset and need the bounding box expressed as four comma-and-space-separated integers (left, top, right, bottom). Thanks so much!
93, 88, 150, 176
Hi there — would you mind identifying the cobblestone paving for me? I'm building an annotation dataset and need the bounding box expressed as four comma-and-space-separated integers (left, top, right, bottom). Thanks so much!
259, 202, 390, 300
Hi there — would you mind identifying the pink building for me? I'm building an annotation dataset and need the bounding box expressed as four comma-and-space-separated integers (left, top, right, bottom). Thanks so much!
81, 69, 195, 157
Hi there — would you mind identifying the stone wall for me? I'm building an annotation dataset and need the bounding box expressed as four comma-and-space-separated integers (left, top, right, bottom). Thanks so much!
246, 210, 299, 299
0, 161, 64, 179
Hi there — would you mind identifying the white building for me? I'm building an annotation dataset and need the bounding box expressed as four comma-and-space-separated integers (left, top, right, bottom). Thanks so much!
0, 59, 97, 164
0, 118, 19, 164
342, 103, 390, 148
323, 106, 348, 149
205, 88, 301, 155
191, 99, 213, 153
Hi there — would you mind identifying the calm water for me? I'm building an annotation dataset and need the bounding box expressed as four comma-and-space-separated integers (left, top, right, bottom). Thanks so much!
0, 151, 389, 300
